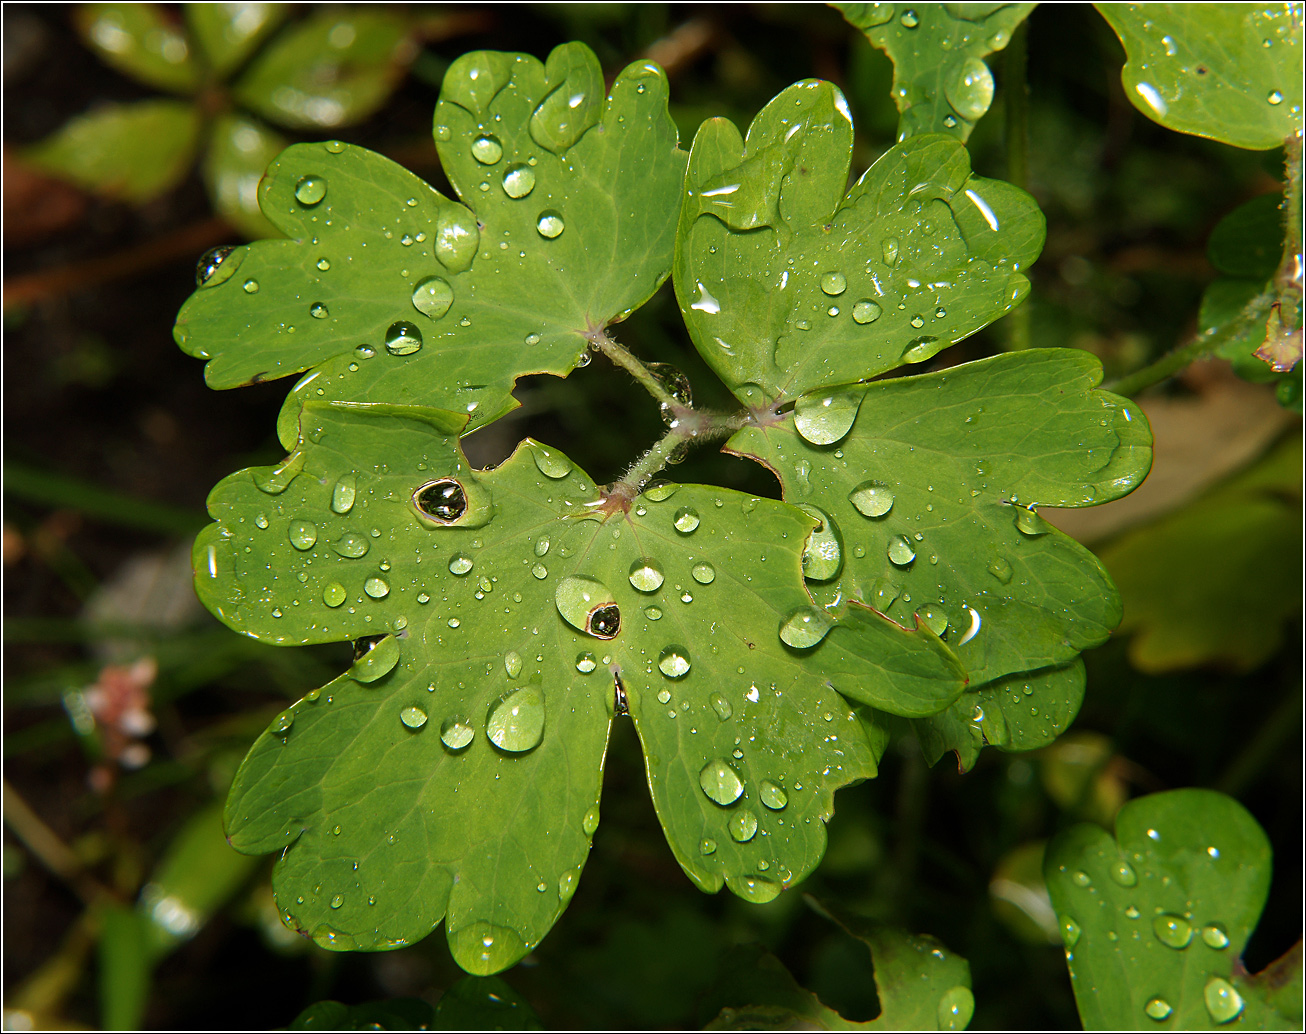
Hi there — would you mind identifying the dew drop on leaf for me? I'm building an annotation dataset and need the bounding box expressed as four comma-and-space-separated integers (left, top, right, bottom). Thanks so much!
937, 987, 974, 1031
1109, 861, 1138, 887
852, 299, 882, 324
1201, 923, 1230, 950
294, 175, 326, 205
288, 521, 317, 550
882, 237, 900, 265
471, 134, 503, 164
644, 605, 662, 621
575, 652, 597, 674
794, 392, 861, 445
1203, 978, 1244, 1023
628, 558, 664, 592
411, 276, 454, 320
322, 582, 346, 607
400, 706, 427, 729
698, 759, 744, 805
1152, 913, 1193, 949
945, 57, 995, 121
899, 8, 919, 28
309, 302, 329, 319
531, 446, 571, 478
273, 710, 294, 734
555, 576, 620, 638
195, 245, 238, 287
331, 532, 369, 558
439, 715, 474, 751
243, 279, 259, 293
350, 634, 399, 682
887, 535, 916, 567
700, 838, 717, 856
503, 650, 523, 679
798, 504, 843, 581
691, 561, 716, 584
1059, 915, 1081, 947
988, 556, 1014, 583
917, 606, 948, 637
819, 271, 847, 296
673, 506, 700, 534
449, 554, 474, 576
384, 321, 423, 356
536, 210, 565, 238
779, 606, 833, 649
582, 807, 600, 835
414, 479, 467, 522
486, 684, 545, 752
759, 780, 788, 810
502, 163, 536, 198
1144, 998, 1173, 1021
364, 576, 390, 599
710, 692, 733, 721
849, 481, 894, 517
657, 645, 691, 679
729, 810, 759, 842
1014, 506, 1050, 536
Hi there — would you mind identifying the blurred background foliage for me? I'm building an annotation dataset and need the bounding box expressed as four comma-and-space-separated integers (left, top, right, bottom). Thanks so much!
3, 3, 1300, 1029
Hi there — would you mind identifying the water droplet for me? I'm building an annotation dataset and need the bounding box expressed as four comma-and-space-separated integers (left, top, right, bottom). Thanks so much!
1201, 923, 1230, 950
882, 237, 900, 265
945, 57, 995, 121
658, 645, 691, 679
1268, 90, 1284, 105
195, 244, 239, 287
759, 780, 788, 810
364, 576, 389, 598
673, 507, 700, 534
532, 563, 548, 580
440, 715, 474, 751
852, 299, 882, 324
414, 479, 467, 522
504, 650, 523, 679
798, 504, 843, 581
988, 556, 1013, 583
295, 175, 326, 205
691, 561, 716, 584
411, 276, 454, 320
322, 582, 346, 607
243, 279, 259, 293
435, 209, 479, 272
1060, 915, 1081, 947
331, 474, 356, 514
1109, 861, 1138, 887
316, 257, 331, 271
700, 838, 717, 856
899, 8, 919, 28
779, 606, 833, 649
644, 481, 679, 502
1153, 913, 1193, 949
938, 987, 974, 1030
384, 321, 423, 356
794, 391, 860, 445
532, 446, 571, 479
1144, 997, 1173, 1021
525, 332, 541, 346
1204, 977, 1244, 1023
729, 810, 759, 842
644, 605, 662, 621
917, 606, 948, 637
1071, 870, 1092, 887
575, 652, 597, 673
449, 921, 526, 976
887, 535, 916, 566
329, 894, 344, 909
502, 163, 536, 198
288, 520, 318, 550
1014, 506, 1050, 536
486, 684, 545, 752
331, 532, 369, 558
699, 759, 744, 805
325, 140, 344, 154
448, 553, 474, 576
273, 710, 294, 734
820, 271, 847, 296
710, 693, 733, 721
471, 134, 503, 164
580, 806, 600, 836
536, 211, 565, 238
350, 634, 400, 682
628, 558, 664, 592
400, 706, 427, 729
555, 576, 620, 639
849, 481, 894, 517
309, 301, 329, 320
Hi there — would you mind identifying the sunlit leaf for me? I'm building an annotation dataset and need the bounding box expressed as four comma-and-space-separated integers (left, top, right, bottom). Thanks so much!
203, 113, 285, 240
186, 2, 290, 79
1045, 788, 1302, 1030
74, 2, 200, 95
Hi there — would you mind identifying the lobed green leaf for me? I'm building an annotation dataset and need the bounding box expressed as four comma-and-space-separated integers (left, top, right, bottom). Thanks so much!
74, 2, 200, 95
186, 2, 290, 80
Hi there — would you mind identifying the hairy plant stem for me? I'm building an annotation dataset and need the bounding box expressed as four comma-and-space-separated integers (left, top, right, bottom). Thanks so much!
1106, 288, 1275, 397
585, 324, 682, 411
1273, 131, 1303, 333
1003, 21, 1033, 352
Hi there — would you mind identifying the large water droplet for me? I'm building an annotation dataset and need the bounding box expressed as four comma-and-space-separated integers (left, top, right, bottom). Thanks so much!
700, 838, 717, 856
384, 321, 423, 356
273, 710, 294, 734
710, 692, 733, 721
411, 276, 453, 320
288, 520, 318, 550
1203, 977, 1244, 1023
414, 479, 467, 522
440, 715, 474, 751
729, 810, 759, 842
988, 556, 1013, 584
887, 535, 916, 567
195, 245, 240, 287
673, 507, 700, 534
536, 211, 565, 238
350, 634, 399, 682
882, 237, 900, 266
798, 505, 843, 581
364, 576, 390, 598
486, 684, 545, 752
945, 57, 995, 121
309, 301, 329, 319
699, 759, 744, 805
852, 299, 882, 324
582, 807, 600, 836
917, 605, 948, 637
322, 582, 346, 607
504, 650, 523, 679
849, 481, 894, 518
899, 8, 919, 27
658, 645, 691, 679
1144, 997, 1173, 1021
555, 576, 620, 639
690, 561, 716, 585
937, 987, 974, 1031
295, 175, 326, 205
779, 606, 833, 649
400, 706, 427, 729
794, 391, 861, 445
470, 135, 503, 164
332, 532, 369, 558
331, 474, 356, 514
1268, 90, 1284, 105
532, 446, 571, 479
502, 163, 536, 198
448, 553, 474, 576
575, 652, 597, 673
1153, 913, 1193, 949
435, 209, 479, 272
1201, 923, 1230, 950
449, 922, 526, 977
644, 481, 679, 502
759, 780, 788, 810
1014, 506, 1050, 536
820, 271, 847, 296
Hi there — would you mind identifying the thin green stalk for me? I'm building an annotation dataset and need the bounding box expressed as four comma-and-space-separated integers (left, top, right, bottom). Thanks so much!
1004, 21, 1032, 352
585, 325, 683, 412
1107, 288, 1275, 397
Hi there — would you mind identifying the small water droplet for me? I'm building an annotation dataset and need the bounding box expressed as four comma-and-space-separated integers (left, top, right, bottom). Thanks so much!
644, 481, 679, 502
532, 446, 571, 479
532, 563, 547, 579
710, 692, 733, 721
536, 210, 565, 238
364, 576, 389, 598
502, 163, 536, 198
1201, 923, 1230, 950
852, 299, 882, 324
759, 780, 788, 810
729, 810, 759, 842
1109, 861, 1138, 887
628, 558, 664, 592
411, 276, 454, 320
575, 652, 597, 673
944, 56, 995, 121
322, 582, 346, 607
882, 237, 900, 265
1203, 977, 1244, 1023
471, 134, 503, 164
1153, 913, 1193, 949
887, 535, 916, 566
1014, 506, 1050, 536
440, 715, 474, 751
384, 321, 423, 356
849, 481, 894, 517
449, 554, 474, 577
1268, 90, 1284, 105
330, 894, 344, 909
525, 332, 541, 346
699, 759, 744, 805
644, 605, 662, 621
331, 532, 369, 558
243, 278, 259, 293
1144, 997, 1173, 1021
486, 684, 545, 752
309, 301, 329, 319
195, 244, 239, 287
700, 837, 717, 856
691, 561, 716, 584
673, 507, 700, 534
400, 706, 427, 729
988, 556, 1013, 583
555, 576, 620, 639
1060, 915, 1081, 947
899, 9, 919, 28
504, 650, 523, 679
658, 645, 691, 679
325, 140, 344, 154
273, 710, 294, 734
820, 271, 847, 296
1071, 870, 1092, 887
582, 806, 600, 835
937, 987, 974, 1031
779, 606, 833, 649
295, 175, 326, 205
288, 520, 317, 550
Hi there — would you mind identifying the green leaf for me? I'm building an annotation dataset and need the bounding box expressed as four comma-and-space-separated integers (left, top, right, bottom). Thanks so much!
232, 9, 416, 130
728, 349, 1151, 696
1096, 3, 1302, 150
1045, 788, 1302, 1030
432, 977, 542, 1030
74, 2, 200, 94
98, 904, 152, 1031
1208, 193, 1283, 279
22, 99, 203, 204
203, 113, 286, 240
214, 401, 961, 971
835, 2, 1036, 140
705, 910, 973, 1029
675, 83, 1043, 404
289, 997, 435, 1030
175, 43, 688, 446
186, 2, 290, 79
1101, 435, 1302, 674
